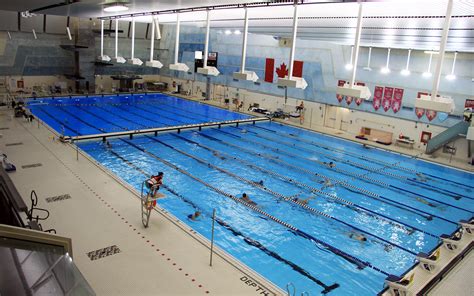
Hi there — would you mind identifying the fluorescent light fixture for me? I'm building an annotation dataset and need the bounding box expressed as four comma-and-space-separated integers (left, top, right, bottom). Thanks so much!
423, 52, 433, 78
32, 29, 37, 39
363, 47, 372, 71
224, 30, 232, 35
446, 51, 457, 80
380, 48, 391, 74
234, 30, 241, 35
400, 49, 411, 76
424, 50, 439, 55
104, 4, 128, 12
345, 45, 354, 70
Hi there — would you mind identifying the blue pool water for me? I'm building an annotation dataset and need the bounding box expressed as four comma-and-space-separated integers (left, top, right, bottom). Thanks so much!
31, 95, 473, 295
27, 94, 249, 136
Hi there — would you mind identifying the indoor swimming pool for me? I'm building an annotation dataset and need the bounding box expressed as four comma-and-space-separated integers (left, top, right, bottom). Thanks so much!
27, 94, 249, 136
32, 95, 474, 295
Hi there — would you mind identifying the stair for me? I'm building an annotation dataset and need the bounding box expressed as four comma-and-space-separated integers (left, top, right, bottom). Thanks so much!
426, 121, 470, 154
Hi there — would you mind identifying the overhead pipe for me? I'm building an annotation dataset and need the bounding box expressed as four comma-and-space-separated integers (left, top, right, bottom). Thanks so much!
98, 20, 110, 62
233, 7, 258, 81
197, 10, 219, 76
113, 19, 125, 63
431, 0, 453, 99
169, 13, 189, 71
276, 3, 307, 89
146, 16, 163, 68
349, 2, 363, 87
127, 18, 143, 65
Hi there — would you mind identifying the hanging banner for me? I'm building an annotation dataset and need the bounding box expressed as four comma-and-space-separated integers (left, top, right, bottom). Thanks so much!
392, 88, 404, 113
382, 87, 393, 112
346, 96, 353, 105
426, 110, 437, 121
373, 86, 383, 110
264, 58, 275, 83
354, 82, 365, 106
415, 108, 425, 119
336, 80, 346, 103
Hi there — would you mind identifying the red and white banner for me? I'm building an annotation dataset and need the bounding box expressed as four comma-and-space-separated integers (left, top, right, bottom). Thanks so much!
382, 87, 394, 112
336, 80, 346, 103
346, 96, 353, 105
292, 60, 304, 78
415, 108, 425, 119
426, 110, 437, 121
392, 88, 404, 113
373, 86, 383, 110
354, 82, 365, 106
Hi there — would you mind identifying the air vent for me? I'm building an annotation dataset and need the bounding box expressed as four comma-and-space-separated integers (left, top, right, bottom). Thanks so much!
6, 142, 23, 146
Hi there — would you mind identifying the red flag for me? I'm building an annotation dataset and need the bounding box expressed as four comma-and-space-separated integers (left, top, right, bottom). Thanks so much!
392, 88, 404, 113
292, 60, 304, 78
373, 86, 383, 110
336, 80, 346, 103
264, 58, 274, 83
276, 62, 288, 78
382, 87, 394, 112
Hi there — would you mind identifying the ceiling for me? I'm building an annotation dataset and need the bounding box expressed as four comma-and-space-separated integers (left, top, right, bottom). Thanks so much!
0, 0, 473, 52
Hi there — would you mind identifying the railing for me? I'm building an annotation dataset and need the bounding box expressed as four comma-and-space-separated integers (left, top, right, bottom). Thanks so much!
426, 121, 470, 154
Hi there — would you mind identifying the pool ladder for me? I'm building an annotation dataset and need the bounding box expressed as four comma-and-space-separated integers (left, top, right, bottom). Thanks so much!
140, 181, 157, 228
286, 282, 310, 296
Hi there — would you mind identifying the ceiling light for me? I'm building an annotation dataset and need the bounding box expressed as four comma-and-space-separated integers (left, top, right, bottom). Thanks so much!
104, 4, 129, 12
446, 51, 457, 81
380, 48, 391, 74
345, 45, 354, 70
363, 47, 372, 71
423, 52, 433, 78
224, 30, 232, 35
400, 49, 411, 76
234, 30, 241, 35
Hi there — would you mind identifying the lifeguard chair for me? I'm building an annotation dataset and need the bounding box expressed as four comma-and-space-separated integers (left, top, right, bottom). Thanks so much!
140, 180, 165, 228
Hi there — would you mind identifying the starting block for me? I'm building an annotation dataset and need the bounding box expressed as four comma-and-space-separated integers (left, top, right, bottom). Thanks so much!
417, 249, 440, 273
385, 273, 415, 296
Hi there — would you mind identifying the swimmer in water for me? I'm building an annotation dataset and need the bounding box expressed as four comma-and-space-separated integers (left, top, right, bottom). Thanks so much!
320, 178, 333, 190
254, 180, 264, 186
212, 151, 225, 160
241, 193, 257, 206
292, 196, 314, 205
415, 197, 437, 208
188, 211, 201, 221
348, 232, 367, 242
416, 173, 428, 182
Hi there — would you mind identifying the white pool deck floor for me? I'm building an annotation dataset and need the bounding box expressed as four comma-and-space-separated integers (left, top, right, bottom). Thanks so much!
1, 102, 473, 296
0, 108, 284, 296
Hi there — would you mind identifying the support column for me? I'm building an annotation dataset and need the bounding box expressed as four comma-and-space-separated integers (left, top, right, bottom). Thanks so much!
350, 3, 363, 87
287, 4, 299, 80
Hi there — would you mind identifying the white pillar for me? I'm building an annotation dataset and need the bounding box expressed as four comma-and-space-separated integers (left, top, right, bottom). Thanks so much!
288, 4, 299, 80
240, 8, 249, 73
115, 19, 118, 59
203, 10, 211, 67
174, 14, 180, 64
130, 18, 135, 59
150, 17, 155, 61
350, 3, 363, 87
431, 0, 453, 99
100, 20, 104, 57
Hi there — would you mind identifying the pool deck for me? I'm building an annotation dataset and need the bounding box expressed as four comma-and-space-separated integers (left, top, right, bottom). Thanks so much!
0, 107, 285, 296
